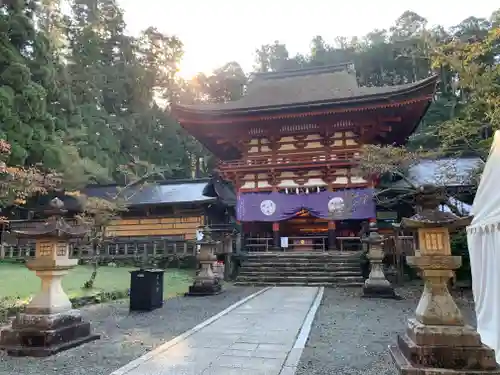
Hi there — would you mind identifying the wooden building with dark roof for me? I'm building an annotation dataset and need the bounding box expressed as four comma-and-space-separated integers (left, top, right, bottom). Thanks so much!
83, 177, 235, 240
173, 62, 439, 254
1, 177, 236, 261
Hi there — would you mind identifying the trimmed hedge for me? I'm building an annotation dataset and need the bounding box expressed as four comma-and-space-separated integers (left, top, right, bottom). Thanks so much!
0, 289, 130, 324
78, 255, 198, 270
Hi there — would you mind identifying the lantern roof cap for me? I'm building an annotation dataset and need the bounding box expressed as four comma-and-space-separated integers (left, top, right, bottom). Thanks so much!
397, 212, 472, 230
362, 222, 385, 245
394, 186, 472, 230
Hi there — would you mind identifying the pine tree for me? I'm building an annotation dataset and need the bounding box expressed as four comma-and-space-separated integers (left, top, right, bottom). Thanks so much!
0, 0, 58, 166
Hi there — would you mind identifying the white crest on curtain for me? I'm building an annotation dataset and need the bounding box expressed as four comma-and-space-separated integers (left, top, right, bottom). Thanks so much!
260, 200, 276, 216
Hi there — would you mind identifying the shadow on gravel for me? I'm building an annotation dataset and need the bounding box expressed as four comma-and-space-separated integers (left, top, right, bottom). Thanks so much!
296, 283, 476, 375
0, 285, 261, 375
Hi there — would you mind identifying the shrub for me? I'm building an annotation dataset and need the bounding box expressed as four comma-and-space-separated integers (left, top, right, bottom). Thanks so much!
451, 229, 470, 281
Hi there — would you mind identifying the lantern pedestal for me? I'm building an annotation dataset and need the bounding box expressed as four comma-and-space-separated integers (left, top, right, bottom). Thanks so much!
185, 256, 222, 296
390, 254, 500, 374
363, 247, 398, 299
361, 223, 399, 299
389, 187, 500, 374
391, 318, 499, 375
26, 261, 75, 314
0, 262, 99, 357
363, 284, 398, 299
0, 198, 100, 357
185, 229, 222, 296
0, 310, 99, 357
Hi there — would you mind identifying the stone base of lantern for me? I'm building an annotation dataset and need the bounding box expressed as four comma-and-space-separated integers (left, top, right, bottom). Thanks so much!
362, 253, 400, 299
362, 282, 400, 299
186, 249, 223, 296
185, 279, 222, 296
0, 310, 100, 357
389, 318, 500, 375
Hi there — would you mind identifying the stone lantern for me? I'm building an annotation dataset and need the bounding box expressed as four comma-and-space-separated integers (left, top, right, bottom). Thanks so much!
362, 222, 398, 299
0, 198, 99, 357
185, 226, 222, 296
205, 224, 236, 281
390, 186, 500, 374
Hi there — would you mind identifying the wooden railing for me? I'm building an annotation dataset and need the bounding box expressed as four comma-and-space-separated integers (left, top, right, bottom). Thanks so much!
245, 237, 272, 252
337, 236, 363, 251
219, 151, 360, 170
0, 239, 198, 261
78, 239, 197, 260
383, 234, 415, 284
245, 236, 361, 252
287, 236, 327, 251
383, 235, 415, 257
0, 243, 36, 259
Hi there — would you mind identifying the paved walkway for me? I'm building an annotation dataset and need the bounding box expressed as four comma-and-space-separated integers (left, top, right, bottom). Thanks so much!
110, 286, 322, 375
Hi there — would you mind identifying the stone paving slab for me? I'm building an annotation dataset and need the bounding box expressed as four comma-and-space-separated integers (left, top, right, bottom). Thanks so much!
113, 287, 320, 375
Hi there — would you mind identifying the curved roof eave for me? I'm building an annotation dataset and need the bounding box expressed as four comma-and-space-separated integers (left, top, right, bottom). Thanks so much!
173, 75, 439, 118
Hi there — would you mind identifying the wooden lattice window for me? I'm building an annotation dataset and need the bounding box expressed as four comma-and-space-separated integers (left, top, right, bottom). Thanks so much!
39, 242, 52, 257
56, 242, 67, 256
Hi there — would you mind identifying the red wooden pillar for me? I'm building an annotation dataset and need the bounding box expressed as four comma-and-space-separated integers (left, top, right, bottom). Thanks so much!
272, 222, 280, 250
327, 183, 337, 251
328, 220, 337, 251
271, 174, 280, 251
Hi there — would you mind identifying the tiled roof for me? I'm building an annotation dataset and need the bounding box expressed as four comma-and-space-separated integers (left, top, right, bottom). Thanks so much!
83, 180, 216, 206
175, 63, 438, 113
393, 158, 483, 188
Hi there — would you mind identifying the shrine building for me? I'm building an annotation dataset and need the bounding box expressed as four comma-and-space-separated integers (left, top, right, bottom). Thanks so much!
173, 63, 438, 253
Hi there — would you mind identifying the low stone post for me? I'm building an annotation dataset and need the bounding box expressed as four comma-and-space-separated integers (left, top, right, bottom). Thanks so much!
185, 226, 222, 296
389, 186, 500, 374
0, 198, 100, 357
362, 222, 398, 299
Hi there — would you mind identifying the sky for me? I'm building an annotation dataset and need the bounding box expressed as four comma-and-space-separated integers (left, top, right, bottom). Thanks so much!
118, 0, 498, 78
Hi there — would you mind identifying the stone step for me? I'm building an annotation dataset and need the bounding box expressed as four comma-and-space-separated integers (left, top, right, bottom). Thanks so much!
238, 251, 363, 286
244, 255, 361, 261
246, 255, 361, 260
244, 258, 361, 263
234, 281, 364, 287
242, 261, 361, 269
239, 267, 363, 275
247, 252, 361, 256
237, 275, 364, 283
239, 270, 362, 277
243, 262, 360, 267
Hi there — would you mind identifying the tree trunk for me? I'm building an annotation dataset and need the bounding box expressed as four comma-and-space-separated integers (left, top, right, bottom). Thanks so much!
195, 156, 201, 178
83, 242, 100, 289
412, 54, 417, 82
87, 262, 98, 288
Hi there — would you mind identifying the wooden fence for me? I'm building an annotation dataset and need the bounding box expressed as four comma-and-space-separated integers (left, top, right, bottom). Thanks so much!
383, 233, 416, 284
0, 218, 201, 262
0, 238, 198, 262
245, 236, 363, 252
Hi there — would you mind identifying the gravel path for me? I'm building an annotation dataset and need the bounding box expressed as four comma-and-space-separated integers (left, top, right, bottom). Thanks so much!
0, 285, 261, 375
296, 283, 476, 375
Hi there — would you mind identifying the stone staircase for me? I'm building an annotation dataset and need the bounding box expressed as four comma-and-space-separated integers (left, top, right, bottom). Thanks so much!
234, 251, 364, 287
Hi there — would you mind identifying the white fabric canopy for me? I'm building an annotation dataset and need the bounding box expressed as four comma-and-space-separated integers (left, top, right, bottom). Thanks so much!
467, 130, 500, 363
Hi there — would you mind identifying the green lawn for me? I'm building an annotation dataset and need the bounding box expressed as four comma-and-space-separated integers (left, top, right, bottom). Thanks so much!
0, 263, 195, 303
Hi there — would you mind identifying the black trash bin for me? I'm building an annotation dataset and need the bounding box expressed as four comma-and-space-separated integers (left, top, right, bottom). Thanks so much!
129, 269, 164, 312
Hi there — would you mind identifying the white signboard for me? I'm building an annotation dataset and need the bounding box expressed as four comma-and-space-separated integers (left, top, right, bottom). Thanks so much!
196, 229, 203, 251
280, 237, 289, 248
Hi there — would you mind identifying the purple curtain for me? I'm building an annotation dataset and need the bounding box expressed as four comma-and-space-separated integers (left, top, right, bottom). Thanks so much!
236, 189, 375, 222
